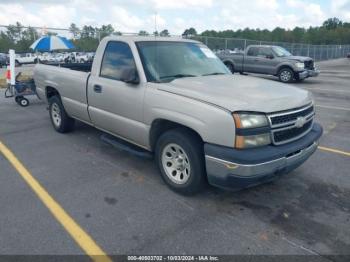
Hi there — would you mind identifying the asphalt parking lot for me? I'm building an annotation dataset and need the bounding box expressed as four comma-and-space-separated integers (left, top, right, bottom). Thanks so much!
0, 59, 349, 260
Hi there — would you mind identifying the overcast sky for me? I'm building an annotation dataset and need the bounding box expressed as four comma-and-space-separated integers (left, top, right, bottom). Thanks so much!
0, 0, 349, 35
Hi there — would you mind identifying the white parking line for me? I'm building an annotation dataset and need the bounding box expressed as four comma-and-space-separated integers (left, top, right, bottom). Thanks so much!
316, 104, 350, 111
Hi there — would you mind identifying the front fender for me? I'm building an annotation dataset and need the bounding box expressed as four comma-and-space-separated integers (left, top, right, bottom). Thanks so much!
144, 86, 236, 148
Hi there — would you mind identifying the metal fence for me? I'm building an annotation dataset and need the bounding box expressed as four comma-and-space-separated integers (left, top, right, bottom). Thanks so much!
190, 36, 350, 61
1, 25, 349, 61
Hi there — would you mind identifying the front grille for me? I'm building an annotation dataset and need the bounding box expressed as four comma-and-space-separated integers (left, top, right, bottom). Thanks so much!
270, 105, 314, 126
304, 60, 314, 70
268, 104, 315, 145
273, 120, 313, 143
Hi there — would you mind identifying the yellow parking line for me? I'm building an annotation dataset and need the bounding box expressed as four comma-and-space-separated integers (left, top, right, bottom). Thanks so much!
318, 146, 350, 157
0, 141, 112, 262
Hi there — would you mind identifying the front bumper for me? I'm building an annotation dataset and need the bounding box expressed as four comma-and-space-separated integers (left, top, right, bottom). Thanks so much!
205, 123, 323, 190
299, 69, 320, 79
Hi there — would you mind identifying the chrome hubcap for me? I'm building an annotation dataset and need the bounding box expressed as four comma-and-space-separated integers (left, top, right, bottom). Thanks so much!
161, 143, 191, 184
51, 103, 61, 128
280, 70, 292, 82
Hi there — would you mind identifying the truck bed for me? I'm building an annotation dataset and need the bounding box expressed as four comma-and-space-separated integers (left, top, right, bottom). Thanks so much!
44, 62, 92, 72
34, 63, 91, 124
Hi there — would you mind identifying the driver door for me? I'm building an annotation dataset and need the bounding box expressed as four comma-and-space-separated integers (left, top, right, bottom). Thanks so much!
87, 41, 147, 147
256, 47, 278, 74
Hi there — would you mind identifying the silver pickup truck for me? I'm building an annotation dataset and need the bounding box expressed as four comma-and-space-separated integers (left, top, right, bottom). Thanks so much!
34, 36, 323, 194
218, 45, 320, 83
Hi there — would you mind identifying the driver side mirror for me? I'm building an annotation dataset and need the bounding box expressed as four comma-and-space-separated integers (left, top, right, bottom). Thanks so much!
266, 54, 274, 59
121, 68, 140, 85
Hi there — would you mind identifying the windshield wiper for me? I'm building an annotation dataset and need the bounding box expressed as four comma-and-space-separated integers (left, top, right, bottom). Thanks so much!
159, 74, 196, 80
202, 72, 226, 76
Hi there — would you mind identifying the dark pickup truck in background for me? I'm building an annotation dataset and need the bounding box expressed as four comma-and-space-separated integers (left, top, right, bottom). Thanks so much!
217, 45, 320, 83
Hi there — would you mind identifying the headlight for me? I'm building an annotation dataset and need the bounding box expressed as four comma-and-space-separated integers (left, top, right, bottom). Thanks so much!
233, 113, 268, 129
295, 62, 305, 69
233, 113, 271, 148
235, 133, 271, 149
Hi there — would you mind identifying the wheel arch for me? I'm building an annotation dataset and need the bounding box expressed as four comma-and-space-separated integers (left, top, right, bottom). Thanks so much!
45, 86, 60, 100
149, 119, 204, 152
276, 64, 295, 75
223, 60, 235, 72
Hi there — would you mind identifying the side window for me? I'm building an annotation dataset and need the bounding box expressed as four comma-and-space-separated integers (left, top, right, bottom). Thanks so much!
100, 41, 136, 81
258, 47, 273, 57
247, 47, 259, 56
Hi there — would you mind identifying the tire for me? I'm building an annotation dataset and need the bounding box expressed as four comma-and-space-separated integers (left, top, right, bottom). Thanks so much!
278, 67, 294, 83
18, 97, 29, 107
15, 60, 21, 67
224, 62, 235, 73
15, 96, 23, 104
48, 96, 75, 133
155, 128, 207, 195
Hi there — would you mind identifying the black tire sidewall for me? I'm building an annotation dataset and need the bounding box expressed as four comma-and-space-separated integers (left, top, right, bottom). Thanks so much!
49, 96, 74, 133
225, 62, 234, 73
155, 129, 206, 195
19, 98, 29, 107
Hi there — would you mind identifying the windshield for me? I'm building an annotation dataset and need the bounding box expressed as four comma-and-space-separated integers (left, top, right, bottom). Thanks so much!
136, 41, 230, 82
272, 46, 292, 57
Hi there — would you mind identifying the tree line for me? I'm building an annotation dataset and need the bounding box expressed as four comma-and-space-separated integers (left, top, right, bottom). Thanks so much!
0, 17, 349, 53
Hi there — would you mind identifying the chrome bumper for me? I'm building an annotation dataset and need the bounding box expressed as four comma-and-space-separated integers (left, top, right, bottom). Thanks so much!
299, 69, 320, 79
205, 142, 318, 179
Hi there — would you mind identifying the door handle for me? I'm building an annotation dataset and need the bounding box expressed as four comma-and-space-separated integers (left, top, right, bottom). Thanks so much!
93, 84, 102, 93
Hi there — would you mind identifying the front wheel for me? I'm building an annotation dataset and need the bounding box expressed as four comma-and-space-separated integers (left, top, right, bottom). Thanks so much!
49, 96, 75, 133
224, 62, 235, 74
155, 128, 207, 195
278, 68, 294, 83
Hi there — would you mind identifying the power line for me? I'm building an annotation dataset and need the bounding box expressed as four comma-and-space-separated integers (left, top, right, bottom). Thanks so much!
0, 25, 70, 31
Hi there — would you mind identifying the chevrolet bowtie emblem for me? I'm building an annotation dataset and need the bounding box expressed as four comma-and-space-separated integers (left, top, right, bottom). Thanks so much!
295, 116, 307, 128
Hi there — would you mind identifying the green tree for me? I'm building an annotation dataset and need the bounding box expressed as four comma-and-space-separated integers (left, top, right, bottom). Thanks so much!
138, 30, 149, 36
6, 22, 23, 42
81, 25, 96, 38
69, 23, 80, 39
323, 17, 343, 30
99, 24, 114, 39
182, 27, 197, 37
160, 29, 170, 36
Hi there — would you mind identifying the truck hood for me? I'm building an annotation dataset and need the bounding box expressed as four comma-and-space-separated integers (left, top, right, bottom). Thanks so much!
284, 55, 313, 62
157, 75, 312, 113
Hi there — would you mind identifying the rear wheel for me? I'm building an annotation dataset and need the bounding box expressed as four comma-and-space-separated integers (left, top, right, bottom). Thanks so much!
278, 67, 294, 83
49, 96, 75, 133
155, 128, 206, 195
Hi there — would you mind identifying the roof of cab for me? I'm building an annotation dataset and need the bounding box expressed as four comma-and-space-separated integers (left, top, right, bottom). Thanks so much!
102, 35, 200, 43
